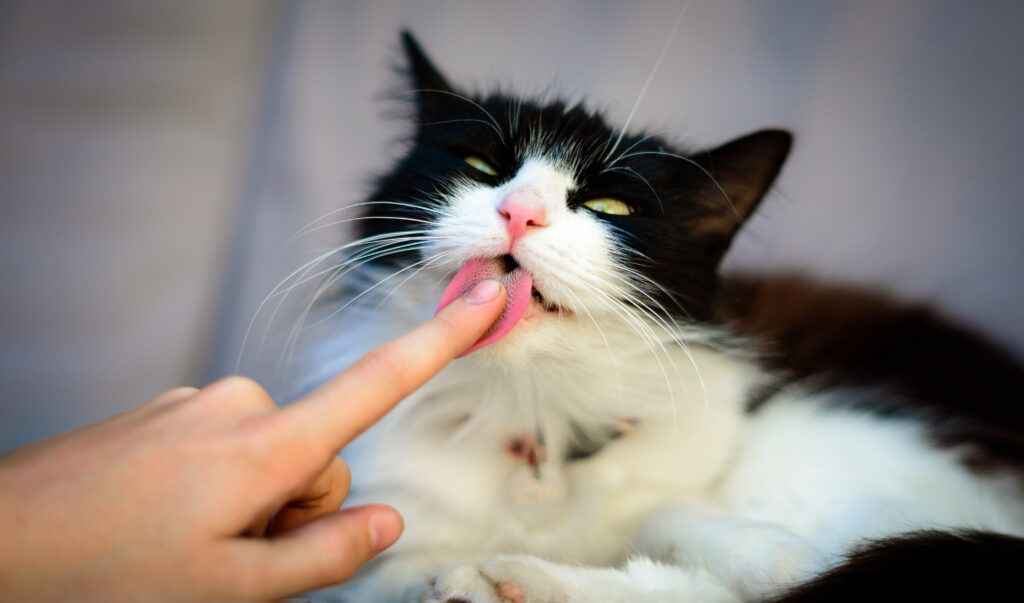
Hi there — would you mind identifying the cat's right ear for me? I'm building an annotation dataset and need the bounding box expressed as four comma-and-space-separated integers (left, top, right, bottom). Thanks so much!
400, 30, 459, 124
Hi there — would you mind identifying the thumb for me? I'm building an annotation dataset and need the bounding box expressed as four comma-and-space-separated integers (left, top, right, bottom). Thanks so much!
228, 504, 403, 599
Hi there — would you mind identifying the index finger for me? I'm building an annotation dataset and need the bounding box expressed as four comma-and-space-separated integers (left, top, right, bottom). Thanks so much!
277, 279, 506, 451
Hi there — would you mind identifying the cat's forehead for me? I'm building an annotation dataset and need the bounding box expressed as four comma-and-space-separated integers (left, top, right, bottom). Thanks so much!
504, 157, 577, 195
459, 92, 655, 173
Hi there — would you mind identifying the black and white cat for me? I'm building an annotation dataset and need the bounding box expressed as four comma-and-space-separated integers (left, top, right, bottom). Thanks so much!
299, 32, 1024, 602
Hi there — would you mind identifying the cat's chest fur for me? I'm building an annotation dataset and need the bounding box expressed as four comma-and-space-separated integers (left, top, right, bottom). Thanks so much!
335, 308, 756, 560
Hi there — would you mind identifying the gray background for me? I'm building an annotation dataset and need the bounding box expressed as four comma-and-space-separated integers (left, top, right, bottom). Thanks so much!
2, 0, 1023, 454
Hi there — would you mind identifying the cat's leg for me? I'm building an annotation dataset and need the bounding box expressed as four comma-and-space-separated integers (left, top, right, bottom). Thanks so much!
422, 554, 740, 603
633, 506, 827, 600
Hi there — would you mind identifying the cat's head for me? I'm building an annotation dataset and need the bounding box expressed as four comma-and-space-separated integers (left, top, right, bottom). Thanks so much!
354, 32, 791, 363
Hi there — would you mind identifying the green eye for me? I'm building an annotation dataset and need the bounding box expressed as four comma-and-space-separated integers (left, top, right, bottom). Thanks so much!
464, 156, 497, 176
582, 198, 634, 216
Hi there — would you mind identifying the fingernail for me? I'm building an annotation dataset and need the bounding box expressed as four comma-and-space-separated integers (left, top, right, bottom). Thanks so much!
369, 511, 403, 553
465, 279, 502, 304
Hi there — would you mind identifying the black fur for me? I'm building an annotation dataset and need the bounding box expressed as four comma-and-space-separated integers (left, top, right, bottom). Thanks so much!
727, 275, 1024, 480
726, 279, 1024, 601
774, 531, 1024, 602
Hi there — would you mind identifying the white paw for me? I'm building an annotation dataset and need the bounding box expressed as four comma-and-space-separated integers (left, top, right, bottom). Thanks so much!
421, 555, 568, 603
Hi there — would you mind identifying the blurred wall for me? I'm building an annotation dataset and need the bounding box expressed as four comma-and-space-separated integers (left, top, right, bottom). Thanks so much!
2, 0, 1023, 454
0, 1, 277, 452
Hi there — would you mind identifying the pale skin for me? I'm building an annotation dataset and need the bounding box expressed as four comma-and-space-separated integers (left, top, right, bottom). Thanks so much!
0, 280, 507, 602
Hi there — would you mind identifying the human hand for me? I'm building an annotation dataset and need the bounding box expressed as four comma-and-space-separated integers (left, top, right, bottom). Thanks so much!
0, 280, 507, 602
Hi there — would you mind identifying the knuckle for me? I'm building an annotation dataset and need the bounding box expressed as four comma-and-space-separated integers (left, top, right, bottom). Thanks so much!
218, 375, 264, 397
161, 386, 200, 402
142, 386, 199, 410
215, 375, 276, 410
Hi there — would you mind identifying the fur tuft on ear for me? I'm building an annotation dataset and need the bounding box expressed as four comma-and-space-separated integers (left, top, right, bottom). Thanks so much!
692, 129, 792, 241
400, 30, 459, 124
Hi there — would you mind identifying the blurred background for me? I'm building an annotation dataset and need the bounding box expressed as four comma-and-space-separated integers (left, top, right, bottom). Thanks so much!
2, 0, 1023, 454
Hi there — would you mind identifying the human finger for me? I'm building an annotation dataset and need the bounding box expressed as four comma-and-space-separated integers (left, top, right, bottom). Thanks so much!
277, 279, 506, 453
226, 504, 403, 600
266, 456, 351, 535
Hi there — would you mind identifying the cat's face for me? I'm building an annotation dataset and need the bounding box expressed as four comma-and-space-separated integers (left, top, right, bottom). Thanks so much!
356, 32, 791, 362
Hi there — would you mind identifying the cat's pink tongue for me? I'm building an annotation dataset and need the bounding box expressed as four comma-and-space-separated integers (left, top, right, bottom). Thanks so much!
436, 258, 534, 356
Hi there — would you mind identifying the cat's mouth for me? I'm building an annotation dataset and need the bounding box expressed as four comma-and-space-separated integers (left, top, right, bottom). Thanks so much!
530, 286, 555, 311
502, 254, 560, 313
435, 254, 563, 355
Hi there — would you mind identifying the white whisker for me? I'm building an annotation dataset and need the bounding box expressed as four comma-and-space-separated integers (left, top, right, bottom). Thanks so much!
602, 3, 689, 162
404, 89, 505, 142
610, 149, 734, 214
286, 200, 442, 245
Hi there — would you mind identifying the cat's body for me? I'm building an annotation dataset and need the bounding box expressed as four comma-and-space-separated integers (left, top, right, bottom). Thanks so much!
302, 33, 1024, 601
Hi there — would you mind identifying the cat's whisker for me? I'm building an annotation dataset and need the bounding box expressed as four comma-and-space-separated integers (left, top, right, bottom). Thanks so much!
582, 285, 683, 423
270, 237, 443, 306
554, 266, 684, 419
586, 267, 710, 413
404, 89, 505, 142
302, 248, 455, 335
557, 284, 627, 416
601, 165, 664, 215
610, 149, 735, 217
605, 128, 693, 169
282, 232, 450, 299
612, 262, 696, 322
421, 118, 508, 134
278, 248, 454, 372
566, 265, 707, 417
286, 200, 443, 245
601, 3, 688, 162
605, 298, 701, 425
255, 238, 440, 366
292, 215, 447, 241
238, 231, 434, 370
370, 250, 460, 314
242, 229, 446, 368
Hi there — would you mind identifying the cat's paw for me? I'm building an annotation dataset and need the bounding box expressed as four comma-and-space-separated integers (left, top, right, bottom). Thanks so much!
421, 555, 567, 603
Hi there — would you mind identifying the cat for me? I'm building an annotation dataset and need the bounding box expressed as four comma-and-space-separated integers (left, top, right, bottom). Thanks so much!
297, 31, 1024, 602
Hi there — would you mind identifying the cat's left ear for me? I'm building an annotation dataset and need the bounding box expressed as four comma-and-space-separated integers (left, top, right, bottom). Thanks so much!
400, 30, 460, 124
691, 129, 792, 243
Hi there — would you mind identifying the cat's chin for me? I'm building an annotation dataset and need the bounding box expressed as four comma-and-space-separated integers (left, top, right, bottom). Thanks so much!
467, 297, 570, 363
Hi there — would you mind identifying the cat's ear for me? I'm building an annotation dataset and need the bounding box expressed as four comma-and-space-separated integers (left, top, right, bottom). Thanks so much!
400, 30, 459, 124
691, 129, 792, 243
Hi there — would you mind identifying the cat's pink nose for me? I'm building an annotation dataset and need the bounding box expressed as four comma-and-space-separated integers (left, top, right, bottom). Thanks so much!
498, 194, 548, 247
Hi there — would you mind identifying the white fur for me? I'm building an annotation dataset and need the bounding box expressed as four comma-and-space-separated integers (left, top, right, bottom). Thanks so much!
303, 157, 1024, 602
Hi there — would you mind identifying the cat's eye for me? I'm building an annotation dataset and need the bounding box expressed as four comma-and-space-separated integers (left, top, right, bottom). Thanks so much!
464, 156, 497, 176
582, 198, 634, 216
